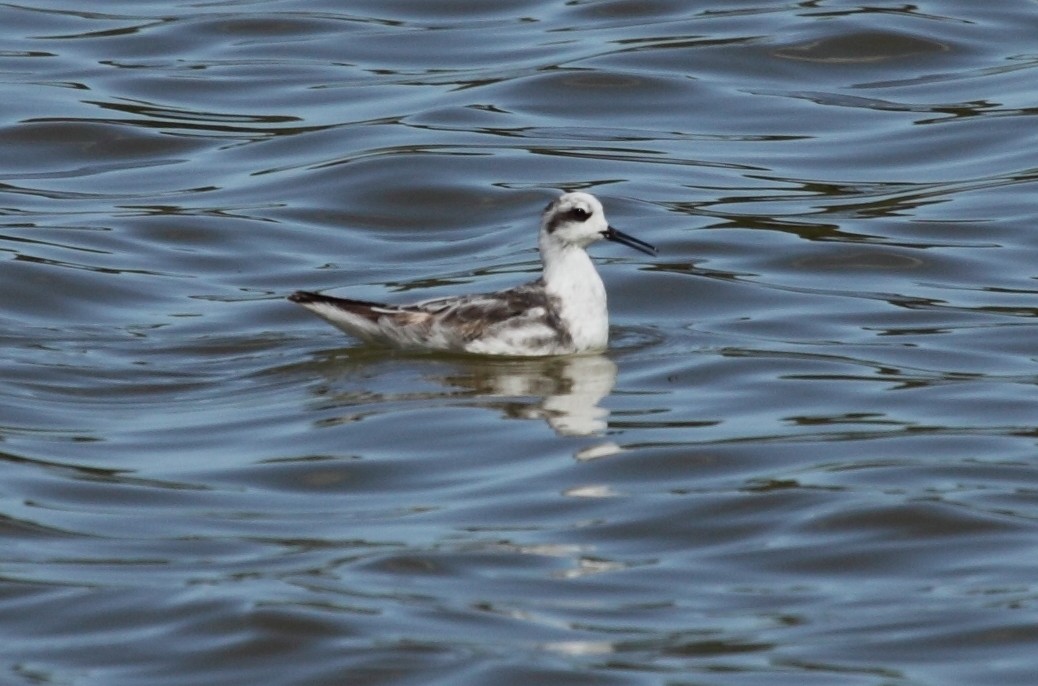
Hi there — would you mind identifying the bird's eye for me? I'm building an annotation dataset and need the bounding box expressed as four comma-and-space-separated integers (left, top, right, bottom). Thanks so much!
570, 207, 590, 221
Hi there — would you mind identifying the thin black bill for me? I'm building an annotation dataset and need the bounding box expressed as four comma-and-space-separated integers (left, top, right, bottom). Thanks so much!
602, 226, 657, 256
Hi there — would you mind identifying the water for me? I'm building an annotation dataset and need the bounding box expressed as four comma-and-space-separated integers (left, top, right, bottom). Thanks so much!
2, 1, 1037, 684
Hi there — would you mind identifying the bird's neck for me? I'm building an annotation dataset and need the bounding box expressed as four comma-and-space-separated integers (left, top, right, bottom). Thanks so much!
541, 243, 608, 351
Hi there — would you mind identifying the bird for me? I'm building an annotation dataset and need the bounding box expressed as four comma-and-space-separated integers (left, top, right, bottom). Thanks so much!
288, 191, 656, 357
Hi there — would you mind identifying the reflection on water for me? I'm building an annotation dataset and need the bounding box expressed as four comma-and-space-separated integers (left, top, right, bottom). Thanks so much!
305, 351, 618, 438
444, 355, 618, 437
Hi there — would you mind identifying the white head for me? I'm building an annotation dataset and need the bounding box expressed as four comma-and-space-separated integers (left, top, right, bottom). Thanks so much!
539, 192, 656, 256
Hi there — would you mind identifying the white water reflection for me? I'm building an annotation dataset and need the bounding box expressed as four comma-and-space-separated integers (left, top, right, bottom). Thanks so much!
443, 354, 618, 437
298, 350, 620, 438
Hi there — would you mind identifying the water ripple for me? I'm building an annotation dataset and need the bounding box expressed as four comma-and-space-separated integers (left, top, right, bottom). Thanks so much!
2, 1, 1038, 685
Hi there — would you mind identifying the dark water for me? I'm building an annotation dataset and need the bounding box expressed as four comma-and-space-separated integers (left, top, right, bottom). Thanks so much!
3, 1, 1038, 684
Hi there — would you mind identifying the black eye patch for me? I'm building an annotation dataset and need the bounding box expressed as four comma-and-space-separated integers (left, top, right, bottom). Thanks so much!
567, 206, 591, 222
546, 204, 592, 233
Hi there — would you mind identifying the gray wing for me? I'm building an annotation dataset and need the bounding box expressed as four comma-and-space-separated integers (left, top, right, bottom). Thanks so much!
292, 282, 572, 353
406, 281, 572, 352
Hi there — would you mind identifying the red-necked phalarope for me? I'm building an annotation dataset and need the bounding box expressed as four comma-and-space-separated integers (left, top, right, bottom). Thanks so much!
289, 191, 657, 356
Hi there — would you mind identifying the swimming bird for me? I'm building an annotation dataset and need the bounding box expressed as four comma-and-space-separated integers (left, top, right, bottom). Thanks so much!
289, 191, 656, 356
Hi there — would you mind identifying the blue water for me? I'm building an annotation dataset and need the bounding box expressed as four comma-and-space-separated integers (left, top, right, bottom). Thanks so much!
2, 1, 1038, 684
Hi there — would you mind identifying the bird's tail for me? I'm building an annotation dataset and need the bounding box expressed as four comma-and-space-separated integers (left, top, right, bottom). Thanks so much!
288, 291, 388, 340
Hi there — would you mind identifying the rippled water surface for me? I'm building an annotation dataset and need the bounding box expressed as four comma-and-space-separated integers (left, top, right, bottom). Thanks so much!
3, 1, 1038, 684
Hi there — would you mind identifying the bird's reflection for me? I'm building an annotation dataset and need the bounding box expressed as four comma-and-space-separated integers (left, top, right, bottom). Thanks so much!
300, 350, 619, 438
442, 354, 618, 437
